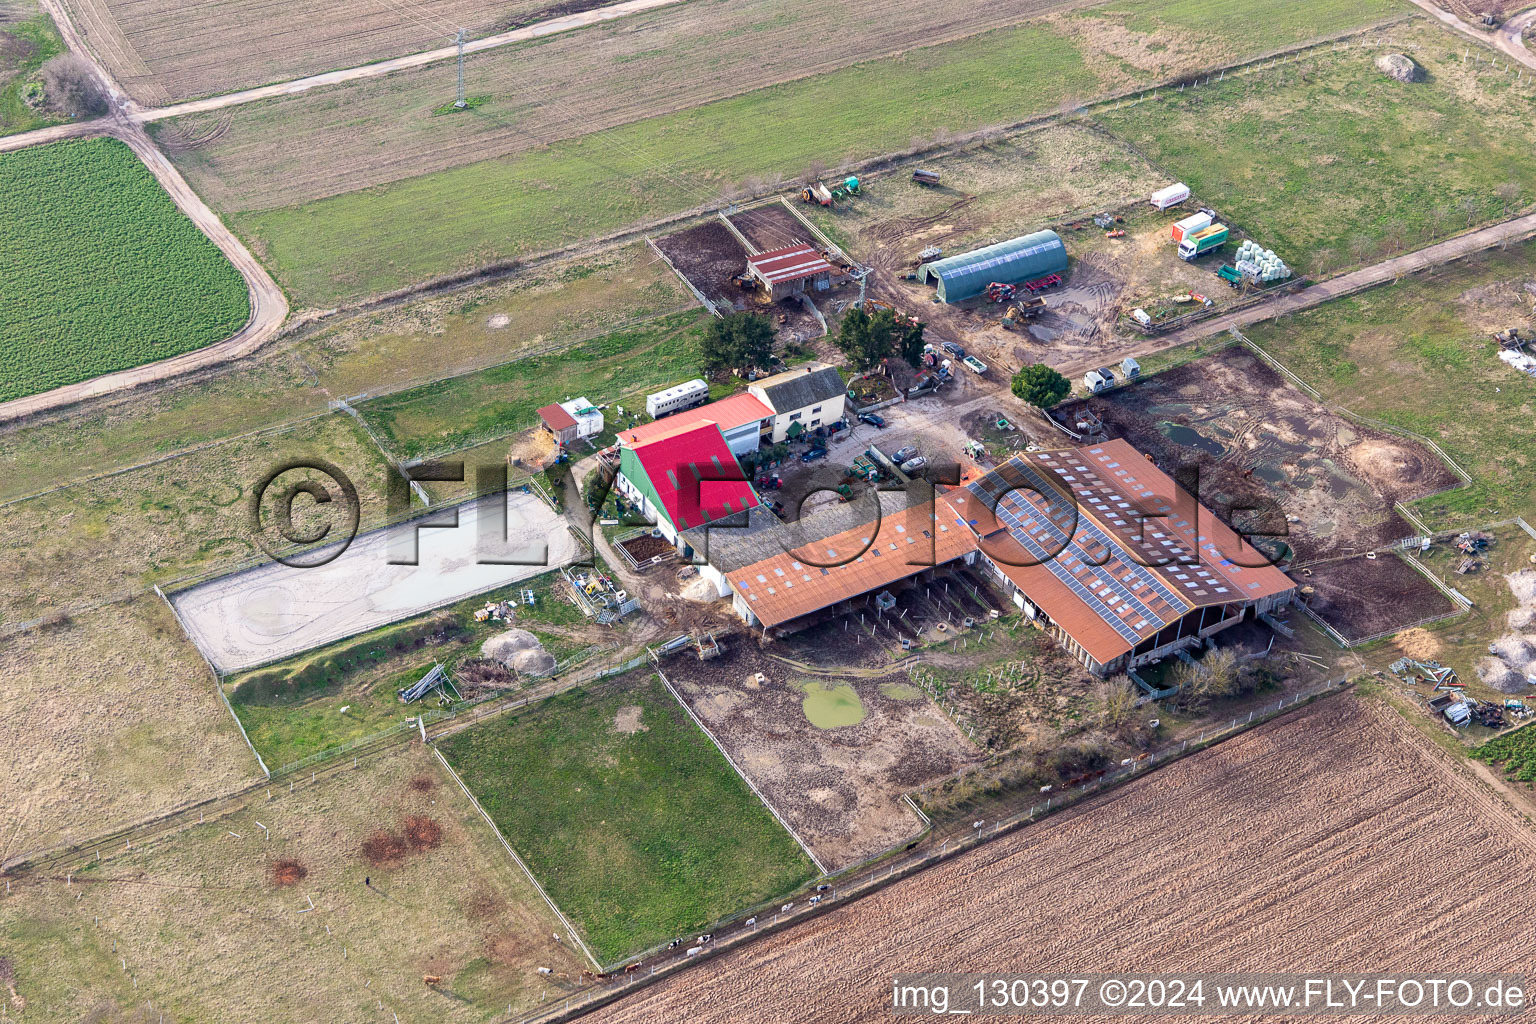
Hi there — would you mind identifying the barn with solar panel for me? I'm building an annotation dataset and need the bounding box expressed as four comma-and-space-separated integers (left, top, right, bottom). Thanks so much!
916, 229, 1067, 303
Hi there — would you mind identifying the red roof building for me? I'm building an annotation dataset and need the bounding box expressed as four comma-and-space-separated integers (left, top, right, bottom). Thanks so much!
617, 393, 772, 455
615, 421, 759, 542
747, 243, 834, 300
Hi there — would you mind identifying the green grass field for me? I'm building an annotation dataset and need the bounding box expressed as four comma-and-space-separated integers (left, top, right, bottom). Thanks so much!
219, 0, 1405, 308
1095, 21, 1536, 276
1242, 242, 1536, 526
438, 673, 816, 962
0, 4, 63, 136
357, 309, 709, 461
0, 137, 249, 402
224, 571, 594, 769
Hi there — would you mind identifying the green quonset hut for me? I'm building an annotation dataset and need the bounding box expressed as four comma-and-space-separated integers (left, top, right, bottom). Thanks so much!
917, 229, 1067, 303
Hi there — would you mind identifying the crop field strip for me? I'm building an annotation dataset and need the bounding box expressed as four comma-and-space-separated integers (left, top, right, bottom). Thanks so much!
166, 0, 1406, 304
162, 0, 1105, 213
61, 0, 614, 103
587, 696, 1536, 1023
0, 137, 249, 403
0, 241, 685, 505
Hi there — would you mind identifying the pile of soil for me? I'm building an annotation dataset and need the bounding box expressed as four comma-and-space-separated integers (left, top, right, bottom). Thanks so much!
360, 815, 443, 866
1480, 570, 1536, 692
402, 815, 443, 852
482, 629, 540, 662
509, 648, 557, 677
1376, 53, 1423, 83
270, 859, 308, 886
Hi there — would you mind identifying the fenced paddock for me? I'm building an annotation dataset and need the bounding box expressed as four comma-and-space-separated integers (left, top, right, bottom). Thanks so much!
170, 490, 576, 673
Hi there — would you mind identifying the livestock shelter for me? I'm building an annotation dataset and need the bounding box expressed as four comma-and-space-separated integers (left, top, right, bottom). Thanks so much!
747, 244, 834, 300
536, 398, 603, 446
916, 230, 1067, 303
947, 440, 1296, 676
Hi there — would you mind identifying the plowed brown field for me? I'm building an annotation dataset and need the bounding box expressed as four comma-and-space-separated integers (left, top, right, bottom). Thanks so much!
59, 0, 609, 103
159, 0, 1100, 211
586, 695, 1536, 1023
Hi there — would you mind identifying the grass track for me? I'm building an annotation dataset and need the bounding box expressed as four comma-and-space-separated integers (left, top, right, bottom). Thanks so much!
438, 673, 817, 962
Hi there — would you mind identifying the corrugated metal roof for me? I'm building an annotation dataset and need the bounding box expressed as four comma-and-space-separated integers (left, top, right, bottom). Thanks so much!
916, 230, 1067, 303
748, 244, 833, 286
726, 499, 976, 628
626, 422, 759, 531
618, 393, 771, 446
536, 402, 578, 432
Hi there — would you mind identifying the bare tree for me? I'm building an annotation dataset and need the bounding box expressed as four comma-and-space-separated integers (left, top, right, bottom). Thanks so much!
1496, 181, 1522, 218
1426, 205, 1450, 241
1382, 220, 1409, 256
40, 54, 108, 119
1096, 674, 1139, 731
1312, 247, 1337, 277
1459, 196, 1482, 228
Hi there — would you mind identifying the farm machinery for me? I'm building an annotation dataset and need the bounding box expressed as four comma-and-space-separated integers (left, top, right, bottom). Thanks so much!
1002, 296, 1046, 328
985, 281, 1015, 303
800, 177, 861, 207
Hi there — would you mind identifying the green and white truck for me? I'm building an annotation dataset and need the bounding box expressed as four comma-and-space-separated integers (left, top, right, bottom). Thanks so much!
1177, 223, 1229, 261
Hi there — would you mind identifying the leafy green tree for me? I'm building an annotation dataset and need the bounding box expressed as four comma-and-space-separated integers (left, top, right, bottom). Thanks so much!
700, 312, 775, 372
1011, 363, 1071, 408
835, 306, 876, 370
898, 318, 927, 369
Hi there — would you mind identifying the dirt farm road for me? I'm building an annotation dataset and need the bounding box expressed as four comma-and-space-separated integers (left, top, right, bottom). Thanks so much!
1404, 0, 1536, 70
584, 696, 1536, 1024
1067, 208, 1536, 378
0, 0, 290, 424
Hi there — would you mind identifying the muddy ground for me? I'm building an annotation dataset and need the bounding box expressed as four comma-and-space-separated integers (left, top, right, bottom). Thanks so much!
654, 220, 751, 311
655, 217, 833, 346
1300, 553, 1458, 641
1055, 345, 1460, 563
663, 641, 982, 870
727, 204, 819, 255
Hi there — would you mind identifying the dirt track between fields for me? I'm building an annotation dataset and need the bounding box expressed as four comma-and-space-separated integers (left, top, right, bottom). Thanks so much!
1069, 209, 1536, 377
0, 1, 287, 424
584, 695, 1536, 1023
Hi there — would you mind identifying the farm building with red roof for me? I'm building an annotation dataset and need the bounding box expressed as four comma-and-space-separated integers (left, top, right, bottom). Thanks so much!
747, 243, 834, 300
615, 421, 759, 552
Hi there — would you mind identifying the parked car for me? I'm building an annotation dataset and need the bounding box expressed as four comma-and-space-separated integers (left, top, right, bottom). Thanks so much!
900, 456, 928, 474
940, 341, 966, 359
858, 412, 886, 428
962, 355, 988, 375
890, 445, 919, 465
800, 447, 829, 464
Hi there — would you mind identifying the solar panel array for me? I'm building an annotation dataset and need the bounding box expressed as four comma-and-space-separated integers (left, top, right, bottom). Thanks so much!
968, 460, 1188, 646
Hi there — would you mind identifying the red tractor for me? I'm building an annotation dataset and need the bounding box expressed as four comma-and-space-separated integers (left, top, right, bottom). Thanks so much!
985, 281, 1016, 303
